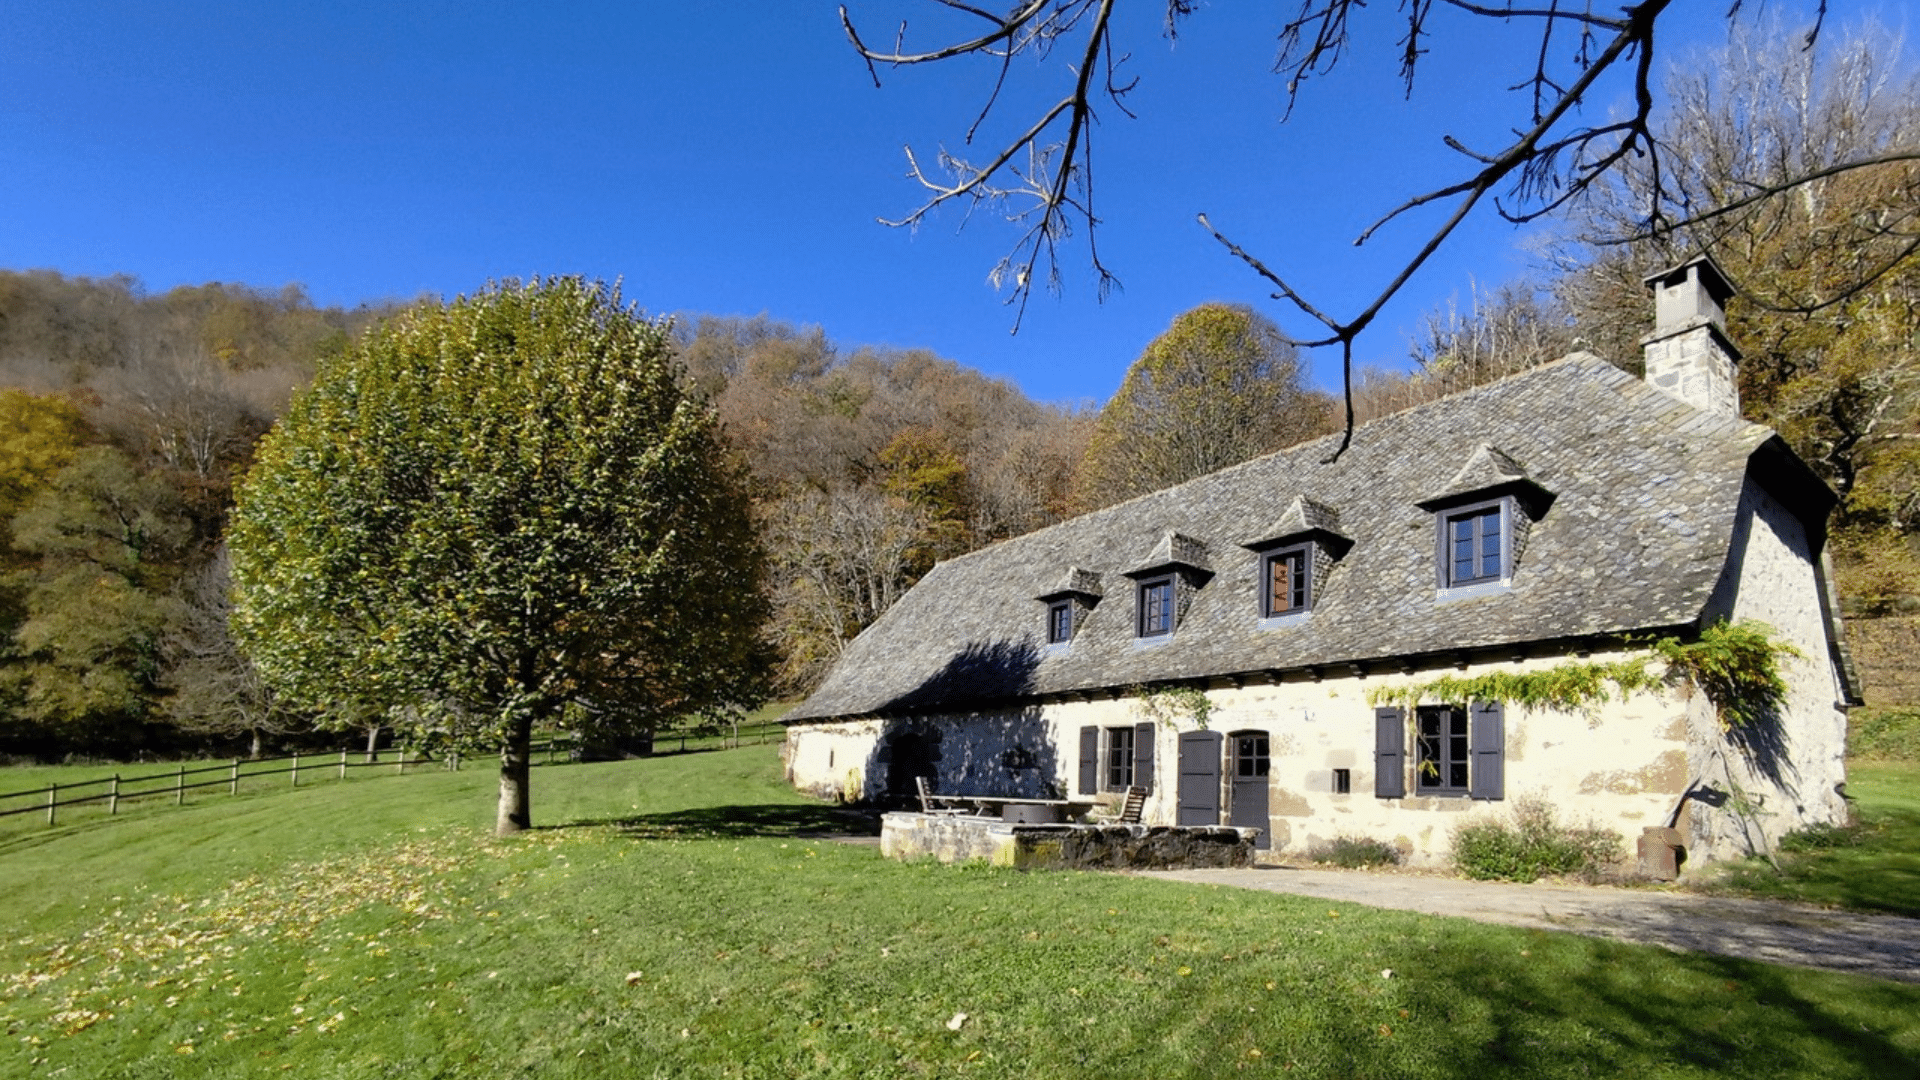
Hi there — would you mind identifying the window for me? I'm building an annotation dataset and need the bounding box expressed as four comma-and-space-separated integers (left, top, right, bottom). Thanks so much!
1262, 546, 1310, 617
1080, 723, 1155, 795
1375, 703, 1504, 800
1105, 726, 1136, 790
1415, 705, 1470, 795
1046, 600, 1074, 644
1137, 576, 1175, 637
1232, 732, 1269, 779
1440, 499, 1507, 588
1331, 768, 1351, 794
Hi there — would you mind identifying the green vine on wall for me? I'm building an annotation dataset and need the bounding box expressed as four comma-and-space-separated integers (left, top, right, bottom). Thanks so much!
1133, 684, 1214, 730
1651, 620, 1799, 730
1365, 620, 1799, 730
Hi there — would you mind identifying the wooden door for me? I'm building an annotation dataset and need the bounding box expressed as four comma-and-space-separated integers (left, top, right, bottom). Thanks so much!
1177, 731, 1222, 826
1228, 730, 1271, 849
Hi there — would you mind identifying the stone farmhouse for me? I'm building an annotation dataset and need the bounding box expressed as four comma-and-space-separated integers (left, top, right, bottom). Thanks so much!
782, 257, 1862, 869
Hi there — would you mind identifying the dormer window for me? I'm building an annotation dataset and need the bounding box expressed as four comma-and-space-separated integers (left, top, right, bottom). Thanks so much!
1262, 545, 1310, 617
1036, 567, 1103, 647
1137, 575, 1176, 638
1046, 600, 1075, 644
1124, 532, 1211, 641
1442, 499, 1507, 587
1242, 497, 1350, 623
1417, 444, 1554, 597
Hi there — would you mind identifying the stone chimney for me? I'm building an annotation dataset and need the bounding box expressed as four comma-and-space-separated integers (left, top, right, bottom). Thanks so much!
1641, 255, 1742, 417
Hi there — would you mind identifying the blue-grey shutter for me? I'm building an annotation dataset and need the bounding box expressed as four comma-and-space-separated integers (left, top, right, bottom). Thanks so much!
1177, 731, 1224, 825
1078, 726, 1099, 795
1133, 721, 1156, 792
1469, 701, 1505, 800
1374, 707, 1406, 798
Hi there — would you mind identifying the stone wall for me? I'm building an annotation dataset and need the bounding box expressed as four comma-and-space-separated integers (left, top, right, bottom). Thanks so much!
1847, 616, 1920, 706
1695, 476, 1853, 856
880, 812, 1254, 869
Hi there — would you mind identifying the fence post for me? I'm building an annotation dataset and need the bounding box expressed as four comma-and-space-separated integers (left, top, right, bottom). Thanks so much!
175, 765, 185, 806
291, 752, 300, 787
230, 759, 240, 796
45, 783, 56, 827
339, 750, 347, 780
108, 775, 119, 816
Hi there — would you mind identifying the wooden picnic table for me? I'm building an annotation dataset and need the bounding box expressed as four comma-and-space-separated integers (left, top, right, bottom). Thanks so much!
923, 793, 1097, 819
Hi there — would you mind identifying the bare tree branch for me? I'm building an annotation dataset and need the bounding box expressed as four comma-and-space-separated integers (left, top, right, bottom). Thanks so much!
851, 0, 1891, 461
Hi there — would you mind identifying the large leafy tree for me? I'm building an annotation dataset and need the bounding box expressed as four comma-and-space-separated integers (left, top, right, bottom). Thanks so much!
6, 446, 187, 748
1075, 303, 1327, 508
230, 278, 771, 833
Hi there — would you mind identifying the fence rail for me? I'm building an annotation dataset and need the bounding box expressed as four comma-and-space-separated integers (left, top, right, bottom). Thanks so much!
0, 738, 578, 827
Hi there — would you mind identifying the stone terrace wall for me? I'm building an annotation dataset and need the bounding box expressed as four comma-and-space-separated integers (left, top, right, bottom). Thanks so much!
1849, 616, 1920, 706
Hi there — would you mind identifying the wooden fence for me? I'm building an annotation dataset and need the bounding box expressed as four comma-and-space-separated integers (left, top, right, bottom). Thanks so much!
0, 738, 581, 828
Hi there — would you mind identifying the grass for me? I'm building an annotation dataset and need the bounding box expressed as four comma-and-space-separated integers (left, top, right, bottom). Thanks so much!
652, 701, 795, 754
1849, 706, 1920, 762
1, 748, 1917, 1078
1694, 761, 1920, 917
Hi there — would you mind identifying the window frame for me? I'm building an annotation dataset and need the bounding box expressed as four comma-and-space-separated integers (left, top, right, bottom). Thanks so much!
1414, 704, 1471, 796
1103, 726, 1136, 791
1435, 495, 1513, 590
1230, 731, 1270, 780
1260, 544, 1312, 618
1046, 600, 1075, 644
1136, 574, 1176, 638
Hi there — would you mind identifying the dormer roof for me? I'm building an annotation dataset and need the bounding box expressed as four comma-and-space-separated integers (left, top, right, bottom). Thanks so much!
1035, 567, 1104, 603
1416, 443, 1555, 516
1242, 495, 1352, 555
1125, 531, 1212, 579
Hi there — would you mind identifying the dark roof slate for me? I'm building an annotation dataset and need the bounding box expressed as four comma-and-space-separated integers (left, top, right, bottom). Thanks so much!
1245, 496, 1345, 550
788, 354, 1784, 721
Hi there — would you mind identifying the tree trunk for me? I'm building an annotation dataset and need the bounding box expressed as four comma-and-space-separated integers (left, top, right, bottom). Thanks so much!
496, 714, 533, 835
365, 723, 381, 762
248, 727, 263, 760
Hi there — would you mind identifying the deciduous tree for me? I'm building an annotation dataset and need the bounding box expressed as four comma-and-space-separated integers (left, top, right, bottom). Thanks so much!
6, 446, 187, 746
230, 278, 771, 834
1075, 303, 1327, 507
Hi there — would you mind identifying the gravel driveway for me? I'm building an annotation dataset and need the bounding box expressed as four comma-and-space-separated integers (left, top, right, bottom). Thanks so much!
1135, 865, 1920, 983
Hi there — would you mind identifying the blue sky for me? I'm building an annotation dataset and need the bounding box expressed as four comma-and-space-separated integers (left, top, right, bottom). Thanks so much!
0, 1, 1880, 404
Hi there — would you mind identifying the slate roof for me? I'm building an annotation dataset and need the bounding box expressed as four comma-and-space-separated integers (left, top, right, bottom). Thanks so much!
787, 353, 1812, 722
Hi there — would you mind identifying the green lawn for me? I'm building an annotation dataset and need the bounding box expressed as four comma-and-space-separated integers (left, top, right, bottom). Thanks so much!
1693, 761, 1920, 916
1, 747, 1916, 1078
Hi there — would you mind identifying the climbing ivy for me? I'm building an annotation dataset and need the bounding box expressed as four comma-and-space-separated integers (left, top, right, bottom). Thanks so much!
1132, 684, 1214, 730
1367, 620, 1799, 730
1652, 620, 1800, 731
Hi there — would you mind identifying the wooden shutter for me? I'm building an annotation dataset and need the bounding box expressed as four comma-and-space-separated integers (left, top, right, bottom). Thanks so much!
1469, 701, 1505, 800
1078, 726, 1099, 795
1374, 707, 1406, 798
1133, 721, 1156, 792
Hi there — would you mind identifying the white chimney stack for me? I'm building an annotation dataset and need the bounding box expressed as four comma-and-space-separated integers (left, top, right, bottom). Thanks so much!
1641, 255, 1742, 418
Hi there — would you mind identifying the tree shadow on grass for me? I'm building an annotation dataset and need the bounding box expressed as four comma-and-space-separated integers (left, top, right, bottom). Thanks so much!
567, 803, 882, 841
1397, 922, 1920, 1077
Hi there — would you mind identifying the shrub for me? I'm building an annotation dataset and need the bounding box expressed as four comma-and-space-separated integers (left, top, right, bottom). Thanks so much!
1452, 796, 1621, 882
1308, 835, 1402, 868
